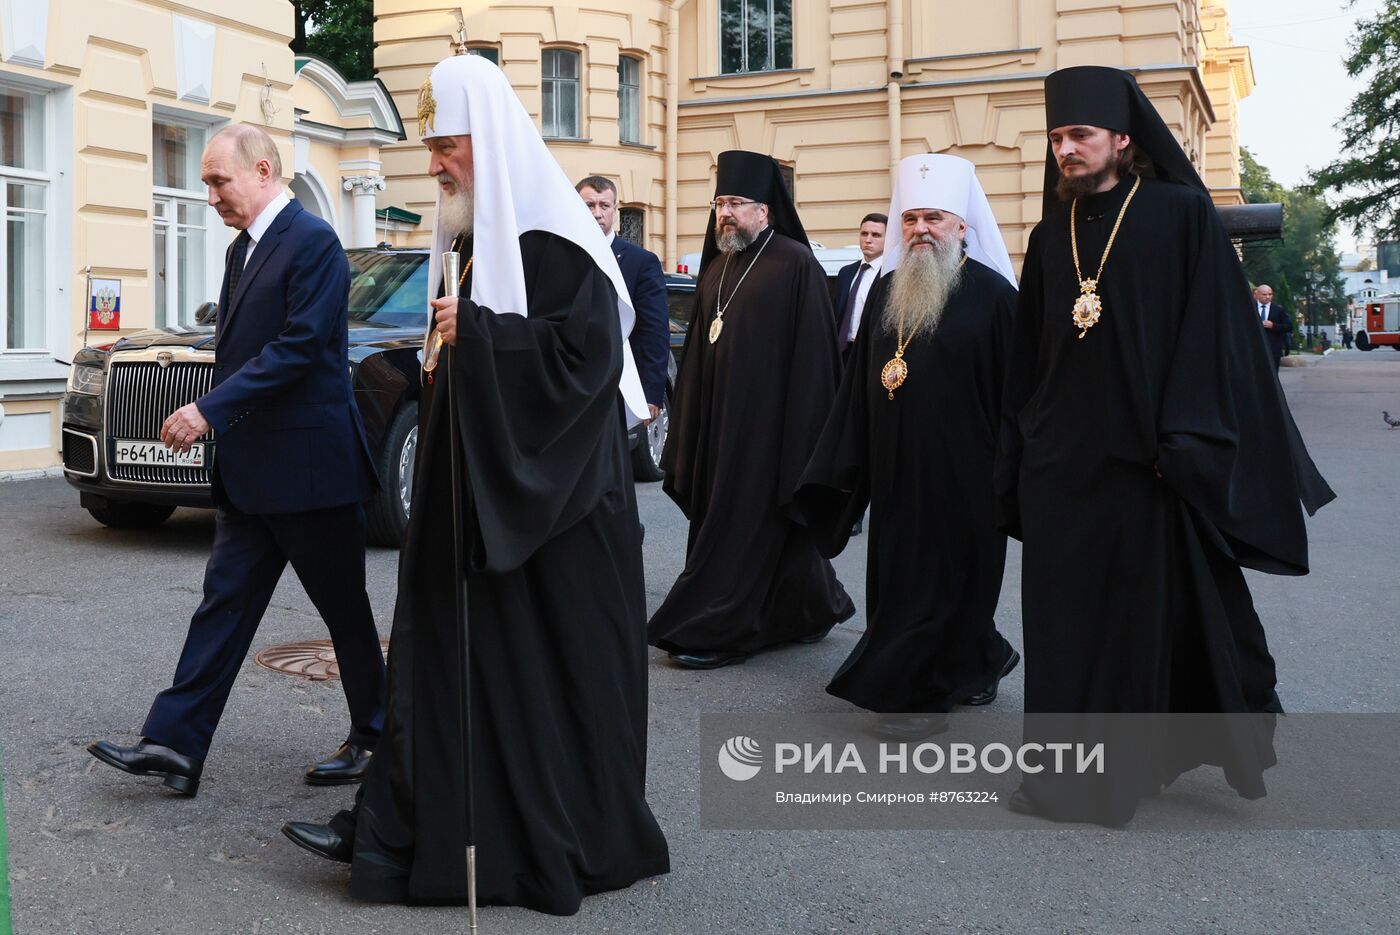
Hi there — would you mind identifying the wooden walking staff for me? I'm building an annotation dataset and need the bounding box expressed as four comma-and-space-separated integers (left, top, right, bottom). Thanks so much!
441, 250, 480, 932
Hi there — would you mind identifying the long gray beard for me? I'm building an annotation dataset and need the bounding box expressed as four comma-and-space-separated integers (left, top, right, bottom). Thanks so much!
716, 224, 757, 255
882, 237, 964, 343
437, 186, 474, 240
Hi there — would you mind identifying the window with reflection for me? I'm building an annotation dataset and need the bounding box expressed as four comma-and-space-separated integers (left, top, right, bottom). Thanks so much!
542, 49, 581, 138
720, 0, 793, 74
1, 85, 49, 352
618, 56, 642, 144
152, 118, 213, 329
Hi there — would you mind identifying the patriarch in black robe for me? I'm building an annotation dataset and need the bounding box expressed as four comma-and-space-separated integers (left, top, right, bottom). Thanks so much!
995, 65, 1335, 825
796, 155, 1021, 739
282, 53, 668, 913
648, 150, 855, 669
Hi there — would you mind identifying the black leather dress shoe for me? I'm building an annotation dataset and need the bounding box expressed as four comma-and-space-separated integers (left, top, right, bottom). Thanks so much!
869, 714, 950, 742
304, 742, 372, 786
964, 649, 1021, 706
87, 739, 203, 796
282, 821, 352, 864
668, 650, 750, 670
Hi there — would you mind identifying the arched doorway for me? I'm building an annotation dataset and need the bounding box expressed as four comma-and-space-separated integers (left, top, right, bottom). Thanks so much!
290, 171, 337, 230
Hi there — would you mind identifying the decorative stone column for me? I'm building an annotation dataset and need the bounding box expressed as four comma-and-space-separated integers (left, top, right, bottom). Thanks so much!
342, 174, 386, 248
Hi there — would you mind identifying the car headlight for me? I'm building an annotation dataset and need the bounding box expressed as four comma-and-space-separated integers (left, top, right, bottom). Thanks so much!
67, 362, 105, 396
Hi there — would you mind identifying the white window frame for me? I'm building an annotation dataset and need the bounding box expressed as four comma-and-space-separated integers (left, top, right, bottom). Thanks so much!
618, 55, 642, 144
0, 73, 69, 379
151, 108, 224, 330
541, 48, 582, 139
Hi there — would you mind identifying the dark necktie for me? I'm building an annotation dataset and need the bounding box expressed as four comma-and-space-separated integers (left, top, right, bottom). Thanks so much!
1260, 303, 1268, 322
227, 230, 252, 300
836, 263, 869, 348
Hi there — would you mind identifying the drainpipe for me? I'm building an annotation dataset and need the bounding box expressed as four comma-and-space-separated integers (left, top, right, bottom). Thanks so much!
665, 1, 686, 271
887, 0, 904, 186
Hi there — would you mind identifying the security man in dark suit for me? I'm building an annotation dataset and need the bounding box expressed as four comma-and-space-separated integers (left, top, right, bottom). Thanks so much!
576, 175, 670, 419
832, 213, 887, 364
88, 125, 386, 797
1253, 283, 1293, 371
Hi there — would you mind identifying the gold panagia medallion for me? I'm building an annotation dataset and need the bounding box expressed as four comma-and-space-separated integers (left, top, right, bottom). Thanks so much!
1072, 278, 1103, 339
880, 356, 909, 400
709, 316, 724, 344
417, 76, 437, 137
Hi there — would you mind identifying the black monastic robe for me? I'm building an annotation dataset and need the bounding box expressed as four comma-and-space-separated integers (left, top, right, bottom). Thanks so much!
341, 231, 669, 913
796, 259, 1018, 712
995, 174, 1335, 824
649, 230, 855, 654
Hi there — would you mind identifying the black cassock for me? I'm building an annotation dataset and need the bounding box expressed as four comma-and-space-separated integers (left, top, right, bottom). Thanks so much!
339, 231, 669, 913
796, 259, 1018, 712
995, 175, 1335, 823
649, 231, 855, 654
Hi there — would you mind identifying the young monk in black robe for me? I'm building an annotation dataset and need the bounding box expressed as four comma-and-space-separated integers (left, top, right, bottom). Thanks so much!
995, 65, 1335, 825
796, 155, 1021, 739
649, 150, 854, 670
281, 52, 668, 914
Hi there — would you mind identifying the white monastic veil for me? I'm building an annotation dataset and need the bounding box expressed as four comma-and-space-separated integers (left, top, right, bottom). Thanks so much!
421, 53, 648, 426
882, 154, 1018, 288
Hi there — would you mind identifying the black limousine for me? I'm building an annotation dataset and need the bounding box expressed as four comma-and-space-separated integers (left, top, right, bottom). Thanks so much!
61, 246, 680, 546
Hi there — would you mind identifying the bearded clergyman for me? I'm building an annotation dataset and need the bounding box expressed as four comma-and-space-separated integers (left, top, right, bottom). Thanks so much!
994, 65, 1335, 825
280, 53, 669, 913
795, 154, 1021, 740
649, 150, 855, 669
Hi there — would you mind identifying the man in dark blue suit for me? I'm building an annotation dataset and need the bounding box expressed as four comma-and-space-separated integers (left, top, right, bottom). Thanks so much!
576, 176, 669, 420
88, 125, 386, 797
832, 213, 887, 363
1253, 283, 1293, 371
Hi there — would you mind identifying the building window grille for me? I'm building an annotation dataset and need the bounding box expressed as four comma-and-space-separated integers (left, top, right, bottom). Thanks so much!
620, 207, 645, 246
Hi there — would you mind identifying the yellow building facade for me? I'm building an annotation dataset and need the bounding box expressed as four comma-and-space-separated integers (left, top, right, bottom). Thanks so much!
0, 2, 399, 470
373, 0, 1253, 269
0, 0, 1252, 470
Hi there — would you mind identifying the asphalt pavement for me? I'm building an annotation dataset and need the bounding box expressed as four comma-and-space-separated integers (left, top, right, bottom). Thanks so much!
1, 349, 1397, 934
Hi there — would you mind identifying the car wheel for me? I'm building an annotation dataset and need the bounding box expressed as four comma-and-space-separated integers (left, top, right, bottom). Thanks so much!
366, 402, 418, 547
86, 499, 176, 529
631, 384, 671, 483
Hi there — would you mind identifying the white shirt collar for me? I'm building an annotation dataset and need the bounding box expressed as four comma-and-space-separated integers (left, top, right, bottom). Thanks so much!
246, 190, 291, 246
861, 254, 884, 273
606, 230, 616, 246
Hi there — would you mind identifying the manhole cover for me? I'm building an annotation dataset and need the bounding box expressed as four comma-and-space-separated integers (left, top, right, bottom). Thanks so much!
254, 639, 389, 682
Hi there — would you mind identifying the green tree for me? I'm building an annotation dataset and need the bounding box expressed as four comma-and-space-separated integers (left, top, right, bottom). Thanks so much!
1240, 148, 1349, 338
1312, 0, 1400, 239
291, 0, 374, 81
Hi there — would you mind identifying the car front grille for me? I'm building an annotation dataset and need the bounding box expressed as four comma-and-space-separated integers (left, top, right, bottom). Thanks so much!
106, 359, 215, 487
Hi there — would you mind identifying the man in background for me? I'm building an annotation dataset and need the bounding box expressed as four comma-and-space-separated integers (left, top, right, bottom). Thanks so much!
1253, 283, 1292, 371
577, 175, 670, 424
833, 213, 887, 363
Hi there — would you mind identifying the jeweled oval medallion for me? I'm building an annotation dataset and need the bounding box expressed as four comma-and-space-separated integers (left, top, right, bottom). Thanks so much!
880, 357, 909, 395
709, 316, 724, 344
